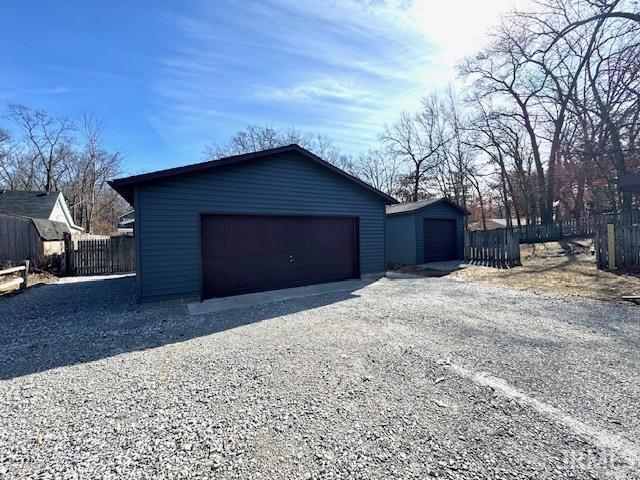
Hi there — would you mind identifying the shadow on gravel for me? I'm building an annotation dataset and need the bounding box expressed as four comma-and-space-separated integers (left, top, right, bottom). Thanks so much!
0, 276, 362, 380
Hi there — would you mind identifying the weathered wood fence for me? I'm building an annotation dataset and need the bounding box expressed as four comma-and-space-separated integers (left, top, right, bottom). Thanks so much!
465, 229, 521, 268
65, 234, 135, 275
595, 223, 640, 270
0, 214, 43, 266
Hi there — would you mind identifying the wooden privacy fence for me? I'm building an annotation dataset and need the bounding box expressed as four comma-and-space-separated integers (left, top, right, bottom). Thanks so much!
465, 229, 521, 268
595, 223, 640, 270
65, 234, 135, 275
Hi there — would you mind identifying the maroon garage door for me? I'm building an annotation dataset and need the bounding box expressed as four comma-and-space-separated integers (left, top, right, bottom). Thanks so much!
201, 214, 358, 298
423, 219, 458, 262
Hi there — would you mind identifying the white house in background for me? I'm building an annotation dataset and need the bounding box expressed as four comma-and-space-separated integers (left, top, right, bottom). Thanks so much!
117, 210, 134, 234
0, 190, 83, 234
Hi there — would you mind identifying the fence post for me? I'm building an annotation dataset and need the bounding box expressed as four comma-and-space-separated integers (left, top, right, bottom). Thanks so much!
607, 224, 616, 269
64, 233, 74, 275
20, 260, 29, 289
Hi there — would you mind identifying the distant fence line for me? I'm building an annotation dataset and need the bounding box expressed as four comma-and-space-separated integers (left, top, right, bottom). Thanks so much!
464, 229, 521, 268
510, 216, 595, 244
476, 209, 640, 245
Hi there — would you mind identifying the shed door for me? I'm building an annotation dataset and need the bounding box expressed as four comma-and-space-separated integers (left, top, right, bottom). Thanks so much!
201, 214, 358, 298
423, 219, 458, 262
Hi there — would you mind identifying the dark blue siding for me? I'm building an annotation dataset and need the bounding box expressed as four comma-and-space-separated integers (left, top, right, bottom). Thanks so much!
136, 152, 387, 303
386, 214, 416, 264
414, 203, 465, 263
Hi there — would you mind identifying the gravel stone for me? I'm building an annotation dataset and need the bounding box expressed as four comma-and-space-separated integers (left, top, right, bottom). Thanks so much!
0, 274, 638, 479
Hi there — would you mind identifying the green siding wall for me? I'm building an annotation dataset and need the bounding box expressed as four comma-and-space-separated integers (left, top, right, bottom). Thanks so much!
136, 152, 388, 303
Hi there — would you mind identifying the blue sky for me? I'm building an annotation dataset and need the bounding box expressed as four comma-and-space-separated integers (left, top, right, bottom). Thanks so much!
0, 0, 518, 175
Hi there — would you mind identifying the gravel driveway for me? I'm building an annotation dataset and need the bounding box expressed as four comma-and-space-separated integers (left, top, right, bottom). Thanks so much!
0, 274, 638, 479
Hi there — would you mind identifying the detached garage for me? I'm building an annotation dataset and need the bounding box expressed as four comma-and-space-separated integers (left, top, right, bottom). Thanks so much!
386, 198, 468, 265
109, 145, 396, 303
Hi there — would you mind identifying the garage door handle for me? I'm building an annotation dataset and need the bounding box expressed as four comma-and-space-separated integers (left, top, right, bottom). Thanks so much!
289, 255, 294, 263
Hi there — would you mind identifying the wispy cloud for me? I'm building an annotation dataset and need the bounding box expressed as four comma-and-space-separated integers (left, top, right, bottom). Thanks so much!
150, 0, 521, 157
40, 86, 70, 95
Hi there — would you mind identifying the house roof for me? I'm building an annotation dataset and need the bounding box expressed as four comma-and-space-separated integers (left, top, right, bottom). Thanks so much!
619, 172, 640, 192
109, 144, 398, 205
0, 190, 60, 218
386, 198, 469, 216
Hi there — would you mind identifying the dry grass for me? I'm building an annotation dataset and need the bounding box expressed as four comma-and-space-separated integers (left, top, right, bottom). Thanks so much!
449, 238, 640, 302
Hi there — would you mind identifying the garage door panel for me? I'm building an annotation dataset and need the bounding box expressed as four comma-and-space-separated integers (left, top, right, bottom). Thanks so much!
423, 219, 458, 262
201, 215, 357, 298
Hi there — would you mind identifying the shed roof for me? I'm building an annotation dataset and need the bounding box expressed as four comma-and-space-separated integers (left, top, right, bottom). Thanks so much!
109, 144, 398, 205
31, 218, 71, 241
0, 190, 60, 218
386, 198, 469, 216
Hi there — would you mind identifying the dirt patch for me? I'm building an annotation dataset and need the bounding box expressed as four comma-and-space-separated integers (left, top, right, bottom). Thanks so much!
449, 238, 640, 301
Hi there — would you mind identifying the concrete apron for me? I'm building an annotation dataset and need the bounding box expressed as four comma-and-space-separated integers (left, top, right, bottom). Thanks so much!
188, 278, 375, 316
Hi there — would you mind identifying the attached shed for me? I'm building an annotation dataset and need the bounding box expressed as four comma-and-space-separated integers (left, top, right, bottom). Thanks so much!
109, 144, 396, 303
0, 213, 69, 267
386, 198, 468, 265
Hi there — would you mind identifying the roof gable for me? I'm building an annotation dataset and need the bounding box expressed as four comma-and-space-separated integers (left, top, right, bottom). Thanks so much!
109, 144, 397, 205
386, 198, 469, 216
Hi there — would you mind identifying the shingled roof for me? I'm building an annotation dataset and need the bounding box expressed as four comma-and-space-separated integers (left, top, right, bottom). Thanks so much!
386, 198, 469, 216
0, 190, 61, 218
31, 218, 71, 241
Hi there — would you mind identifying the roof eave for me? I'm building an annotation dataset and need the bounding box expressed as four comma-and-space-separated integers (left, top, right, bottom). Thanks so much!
386, 198, 470, 216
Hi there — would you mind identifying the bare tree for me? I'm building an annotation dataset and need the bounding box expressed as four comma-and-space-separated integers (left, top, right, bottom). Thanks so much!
380, 95, 449, 201
550, 2, 639, 45
356, 148, 401, 196
205, 124, 362, 175
0, 127, 13, 187
62, 113, 123, 232
6, 104, 75, 193
460, 0, 640, 222
1, 105, 125, 233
